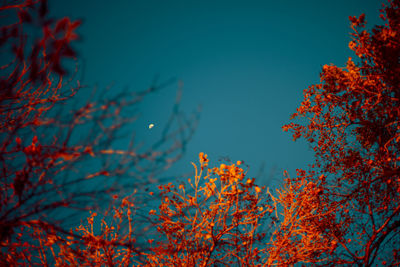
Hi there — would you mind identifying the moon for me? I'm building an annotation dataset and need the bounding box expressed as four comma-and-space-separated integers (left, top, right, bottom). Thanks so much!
148, 123, 154, 129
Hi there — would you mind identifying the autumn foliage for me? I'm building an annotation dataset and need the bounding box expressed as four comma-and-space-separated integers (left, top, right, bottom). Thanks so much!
277, 0, 400, 265
2, 0, 400, 266
144, 153, 273, 266
10, 153, 273, 265
0, 0, 196, 265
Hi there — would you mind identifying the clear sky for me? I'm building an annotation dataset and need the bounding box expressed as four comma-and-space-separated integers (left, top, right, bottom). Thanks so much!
51, 0, 384, 188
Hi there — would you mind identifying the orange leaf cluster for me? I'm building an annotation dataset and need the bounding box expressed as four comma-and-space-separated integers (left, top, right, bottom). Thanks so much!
278, 1, 400, 265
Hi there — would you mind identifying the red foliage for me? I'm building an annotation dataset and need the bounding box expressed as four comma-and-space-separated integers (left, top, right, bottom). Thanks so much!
0, 0, 198, 265
33, 153, 275, 266
144, 153, 273, 266
3, 0, 399, 265
276, 0, 400, 265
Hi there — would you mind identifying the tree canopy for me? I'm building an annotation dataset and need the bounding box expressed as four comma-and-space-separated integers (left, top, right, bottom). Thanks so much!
279, 1, 400, 264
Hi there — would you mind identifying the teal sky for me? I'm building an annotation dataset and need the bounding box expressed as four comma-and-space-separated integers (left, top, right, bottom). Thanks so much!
51, 0, 383, 187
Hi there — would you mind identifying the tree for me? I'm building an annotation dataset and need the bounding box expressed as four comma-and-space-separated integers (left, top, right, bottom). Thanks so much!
0, 0, 198, 265
145, 153, 274, 266
272, 0, 400, 265
5, 0, 400, 266
33, 153, 276, 266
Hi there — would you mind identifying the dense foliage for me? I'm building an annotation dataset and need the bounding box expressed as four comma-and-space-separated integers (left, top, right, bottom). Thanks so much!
279, 0, 400, 265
